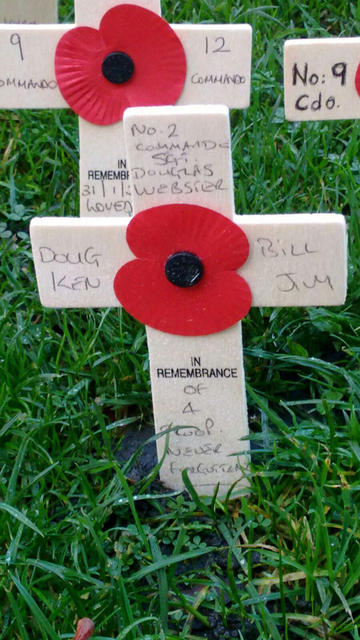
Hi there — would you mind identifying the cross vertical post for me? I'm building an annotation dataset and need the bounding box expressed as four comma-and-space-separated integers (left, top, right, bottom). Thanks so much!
30, 105, 347, 495
123, 105, 249, 493
0, 0, 252, 217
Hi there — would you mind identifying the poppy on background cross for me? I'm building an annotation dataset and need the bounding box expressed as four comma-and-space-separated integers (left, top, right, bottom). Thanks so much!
30, 105, 347, 495
0, 0, 252, 217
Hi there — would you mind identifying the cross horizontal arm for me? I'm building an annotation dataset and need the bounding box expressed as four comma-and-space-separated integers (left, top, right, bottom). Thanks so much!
0, 24, 68, 108
284, 38, 360, 121
30, 213, 347, 309
0, 24, 251, 110
173, 24, 251, 109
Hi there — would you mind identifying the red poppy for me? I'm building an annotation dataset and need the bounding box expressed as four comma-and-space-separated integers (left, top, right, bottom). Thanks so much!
114, 204, 252, 336
355, 64, 360, 96
55, 5, 187, 126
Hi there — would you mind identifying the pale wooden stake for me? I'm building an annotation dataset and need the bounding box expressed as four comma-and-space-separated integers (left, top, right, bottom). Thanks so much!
30, 105, 347, 495
0, 0, 252, 216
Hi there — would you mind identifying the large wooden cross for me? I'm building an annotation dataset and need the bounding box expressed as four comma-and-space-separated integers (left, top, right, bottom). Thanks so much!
30, 105, 347, 496
0, 0, 251, 217
0, 0, 57, 24
284, 37, 360, 120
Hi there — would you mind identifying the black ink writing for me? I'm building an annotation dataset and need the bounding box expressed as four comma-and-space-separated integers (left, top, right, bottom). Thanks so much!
131, 163, 214, 178
131, 122, 179, 139
276, 272, 334, 292
292, 61, 348, 113
276, 272, 299, 292
134, 179, 226, 197
293, 62, 321, 87
295, 93, 336, 112
303, 274, 334, 290
169, 461, 241, 475
205, 36, 231, 54
40, 246, 101, 267
82, 179, 132, 215
135, 139, 229, 153
191, 72, 245, 85
182, 402, 201, 415
292, 62, 347, 87
0, 77, 57, 90
10, 33, 23, 61
82, 180, 132, 199
156, 367, 238, 379
85, 198, 132, 215
257, 237, 319, 258
88, 169, 129, 181
51, 273, 101, 293
184, 384, 207, 395
160, 419, 215, 438
168, 123, 178, 138
332, 62, 347, 85
168, 443, 222, 456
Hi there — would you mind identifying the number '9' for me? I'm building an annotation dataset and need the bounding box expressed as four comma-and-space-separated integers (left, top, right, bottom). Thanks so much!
331, 62, 347, 85
10, 33, 24, 61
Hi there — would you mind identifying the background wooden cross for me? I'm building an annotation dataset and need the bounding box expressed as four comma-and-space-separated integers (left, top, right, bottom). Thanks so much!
0, 0, 57, 24
284, 37, 360, 121
30, 105, 347, 496
0, 0, 251, 217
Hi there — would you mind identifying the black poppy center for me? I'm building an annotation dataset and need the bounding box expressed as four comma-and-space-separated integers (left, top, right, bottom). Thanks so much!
102, 52, 135, 84
165, 251, 204, 288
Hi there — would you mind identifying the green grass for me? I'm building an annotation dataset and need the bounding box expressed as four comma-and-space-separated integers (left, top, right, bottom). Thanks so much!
1, 0, 360, 638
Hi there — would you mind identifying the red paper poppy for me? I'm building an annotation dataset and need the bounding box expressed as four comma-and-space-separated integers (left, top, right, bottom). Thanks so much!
55, 5, 187, 126
355, 64, 360, 96
114, 204, 252, 336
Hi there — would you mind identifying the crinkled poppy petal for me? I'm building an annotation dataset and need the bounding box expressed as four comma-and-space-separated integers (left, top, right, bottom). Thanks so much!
127, 204, 249, 270
55, 5, 186, 125
55, 27, 112, 125
114, 257, 252, 336
100, 6, 186, 108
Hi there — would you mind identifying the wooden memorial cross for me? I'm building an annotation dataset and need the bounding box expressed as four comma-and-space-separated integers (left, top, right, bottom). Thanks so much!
30, 105, 347, 495
284, 37, 360, 120
0, 0, 252, 217
0, 0, 57, 24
